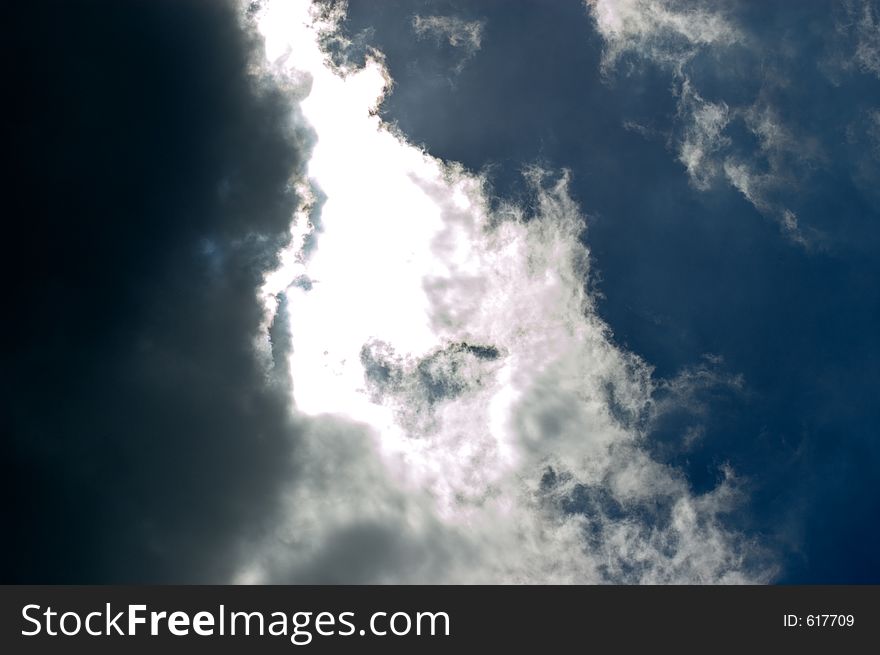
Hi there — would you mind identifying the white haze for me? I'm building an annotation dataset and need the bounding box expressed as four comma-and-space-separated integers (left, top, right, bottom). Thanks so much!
237, 0, 773, 584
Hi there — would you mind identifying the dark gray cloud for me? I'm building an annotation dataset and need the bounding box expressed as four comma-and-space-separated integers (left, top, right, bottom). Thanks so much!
3, 0, 310, 582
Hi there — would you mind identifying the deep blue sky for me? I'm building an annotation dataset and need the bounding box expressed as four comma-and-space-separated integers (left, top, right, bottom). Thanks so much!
341, 0, 880, 582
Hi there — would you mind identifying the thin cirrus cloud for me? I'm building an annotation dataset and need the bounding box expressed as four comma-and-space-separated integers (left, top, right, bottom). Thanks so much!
584, 0, 826, 246
412, 14, 486, 74
236, 0, 774, 584
826, 0, 880, 80
585, 0, 741, 73
412, 14, 485, 52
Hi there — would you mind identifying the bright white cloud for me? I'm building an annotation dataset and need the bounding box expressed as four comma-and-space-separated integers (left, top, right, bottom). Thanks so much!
238, 0, 773, 584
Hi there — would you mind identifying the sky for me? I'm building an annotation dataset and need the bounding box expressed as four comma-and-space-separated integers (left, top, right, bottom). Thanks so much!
4, 0, 879, 584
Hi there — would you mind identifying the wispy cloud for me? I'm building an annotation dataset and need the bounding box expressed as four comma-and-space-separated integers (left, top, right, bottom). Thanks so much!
412, 14, 486, 73
827, 0, 880, 79
868, 109, 880, 157
585, 0, 740, 73
676, 78, 731, 190
585, 0, 823, 246
413, 15, 485, 53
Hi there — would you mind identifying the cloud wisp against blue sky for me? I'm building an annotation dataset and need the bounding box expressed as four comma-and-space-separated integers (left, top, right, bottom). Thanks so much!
5, 0, 878, 585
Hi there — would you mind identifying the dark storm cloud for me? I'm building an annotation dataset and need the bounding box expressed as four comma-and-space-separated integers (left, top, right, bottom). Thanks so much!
4, 0, 310, 582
